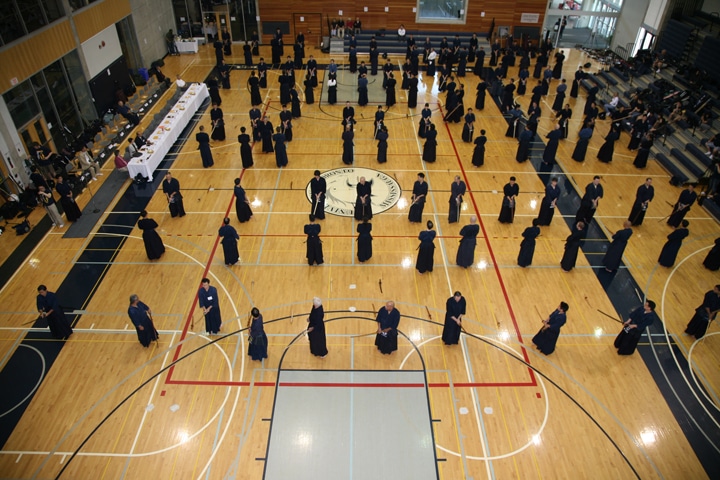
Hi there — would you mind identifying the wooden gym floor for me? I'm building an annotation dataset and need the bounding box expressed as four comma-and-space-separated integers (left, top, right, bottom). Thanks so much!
0, 42, 718, 479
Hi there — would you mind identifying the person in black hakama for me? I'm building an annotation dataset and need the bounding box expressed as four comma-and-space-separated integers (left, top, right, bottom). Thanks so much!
163, 172, 185, 218
416, 221, 436, 273
633, 133, 653, 168
243, 41, 253, 66
423, 124, 437, 162
474, 47, 485, 76
628, 178, 654, 226
138, 210, 165, 260
270, 38, 280, 65
238, 127, 254, 169
583, 85, 598, 116
532, 302, 568, 355
221, 28, 231, 55
658, 220, 689, 267
327, 74, 337, 105
505, 106, 523, 138
515, 128, 533, 163
375, 302, 401, 354
442, 292, 466, 345
310, 170, 326, 219
556, 104, 572, 139
627, 115, 648, 151
248, 307, 268, 361
419, 104, 432, 137
199, 278, 222, 335
374, 106, 385, 138
279, 105, 292, 142
207, 77, 222, 106
407, 73, 418, 108
597, 126, 619, 163
501, 79, 516, 111
517, 219, 541, 267
290, 85, 301, 118
543, 124, 563, 165
449, 176, 466, 223
279, 74, 291, 105
469, 34, 478, 63
210, 104, 225, 141
349, 45, 358, 72
456, 216, 479, 268
260, 117, 274, 153
475, 79, 487, 110
249, 106, 262, 141
357, 218, 373, 262
54, 175, 81, 222
307, 297, 328, 357
358, 74, 369, 106
615, 301, 658, 355
127, 294, 158, 347
36, 285, 73, 340
304, 215, 324, 265
196, 125, 214, 167
213, 39, 224, 66
234, 178, 253, 223
218, 217, 240, 266
533, 54, 545, 79
602, 221, 633, 272
342, 124, 354, 165
342, 102, 356, 131
499, 177, 519, 223
461, 109, 475, 143
572, 124, 593, 162
530, 80, 543, 107
273, 127, 288, 168
552, 50, 565, 79
537, 178, 560, 226
667, 184, 697, 228
685, 286, 720, 339
703, 238, 720, 271
551, 79, 567, 112
385, 73, 397, 107
219, 61, 231, 89
472, 130, 486, 167
560, 221, 585, 272
304, 75, 314, 105
408, 173, 428, 223
355, 177, 372, 220
575, 176, 604, 226
517, 68, 529, 96
257, 59, 268, 88
570, 66, 583, 98
376, 126, 389, 164
526, 102, 541, 138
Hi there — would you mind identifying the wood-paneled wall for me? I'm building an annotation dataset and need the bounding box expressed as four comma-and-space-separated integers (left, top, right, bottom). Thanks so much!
73, 0, 132, 43
0, 20, 75, 95
257, 0, 546, 43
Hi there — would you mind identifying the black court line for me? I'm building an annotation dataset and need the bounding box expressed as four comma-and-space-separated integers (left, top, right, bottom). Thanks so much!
487, 69, 720, 478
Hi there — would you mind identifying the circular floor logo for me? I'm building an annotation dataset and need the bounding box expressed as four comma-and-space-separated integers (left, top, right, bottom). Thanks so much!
305, 167, 402, 217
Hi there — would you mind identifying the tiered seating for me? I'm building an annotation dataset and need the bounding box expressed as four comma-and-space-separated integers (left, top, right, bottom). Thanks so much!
342, 30, 489, 55
656, 19, 695, 60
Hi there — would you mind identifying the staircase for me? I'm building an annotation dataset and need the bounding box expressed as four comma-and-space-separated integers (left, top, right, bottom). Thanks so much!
329, 37, 345, 54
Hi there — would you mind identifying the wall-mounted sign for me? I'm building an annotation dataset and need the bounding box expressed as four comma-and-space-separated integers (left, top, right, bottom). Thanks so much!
520, 13, 540, 23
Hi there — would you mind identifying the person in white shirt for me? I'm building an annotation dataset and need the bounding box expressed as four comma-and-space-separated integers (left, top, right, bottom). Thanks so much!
604, 92, 619, 116
176, 74, 187, 91
398, 24, 406, 42
75, 145, 101, 181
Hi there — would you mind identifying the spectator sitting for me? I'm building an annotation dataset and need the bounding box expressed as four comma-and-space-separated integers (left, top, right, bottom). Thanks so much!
116, 101, 140, 125
652, 49, 667, 73
114, 150, 129, 172
705, 133, 720, 156
603, 92, 619, 116
134, 134, 152, 149
125, 138, 141, 158
346, 18, 353, 37
699, 112, 713, 132
176, 74, 188, 91
75, 145, 101, 181
353, 17, 362, 34
398, 24, 406, 43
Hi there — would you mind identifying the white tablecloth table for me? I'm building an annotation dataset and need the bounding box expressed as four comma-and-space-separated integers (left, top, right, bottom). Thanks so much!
128, 83, 209, 181
175, 39, 199, 53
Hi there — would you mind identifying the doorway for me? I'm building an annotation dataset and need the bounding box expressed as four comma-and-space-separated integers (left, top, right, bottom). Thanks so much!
19, 116, 53, 159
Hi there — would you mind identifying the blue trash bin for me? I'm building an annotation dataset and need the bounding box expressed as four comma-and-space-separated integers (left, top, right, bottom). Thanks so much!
138, 68, 149, 82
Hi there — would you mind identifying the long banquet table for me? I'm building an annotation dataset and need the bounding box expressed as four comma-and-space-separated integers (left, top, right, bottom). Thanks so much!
128, 83, 209, 181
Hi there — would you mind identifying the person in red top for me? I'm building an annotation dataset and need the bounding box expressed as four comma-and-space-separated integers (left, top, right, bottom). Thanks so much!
114, 149, 128, 172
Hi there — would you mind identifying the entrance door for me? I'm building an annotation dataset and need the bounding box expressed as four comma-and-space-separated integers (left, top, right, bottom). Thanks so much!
293, 13, 322, 47
19, 116, 53, 159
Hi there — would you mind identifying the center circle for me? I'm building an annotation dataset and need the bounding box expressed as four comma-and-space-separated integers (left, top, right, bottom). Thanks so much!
305, 167, 402, 217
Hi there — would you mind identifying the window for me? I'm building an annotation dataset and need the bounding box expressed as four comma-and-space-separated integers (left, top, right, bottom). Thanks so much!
417, 0, 467, 22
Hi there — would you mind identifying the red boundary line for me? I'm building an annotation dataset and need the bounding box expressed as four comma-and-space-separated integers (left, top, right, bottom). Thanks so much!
165, 379, 537, 388
438, 103, 537, 387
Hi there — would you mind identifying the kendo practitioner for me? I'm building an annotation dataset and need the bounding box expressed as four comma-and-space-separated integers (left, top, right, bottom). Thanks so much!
290, 85, 301, 117
516, 128, 533, 163
248, 307, 268, 361
213, 38, 224, 66
552, 50, 565, 79
210, 104, 225, 141
543, 124, 563, 165
243, 41, 253, 66
472, 130, 487, 167
560, 221, 585, 272
257, 58, 268, 88
628, 178, 654, 226
358, 74, 369, 106
537, 178, 560, 226
207, 76, 222, 106
374, 106, 385, 138
249, 105, 262, 141
163, 172, 185, 218
499, 177, 519, 223
615, 300, 658, 355
358, 61, 368, 78
370, 45, 379, 75
442, 292, 466, 345
293, 42, 303, 69
218, 217, 240, 266
310, 170, 326, 220
633, 133, 654, 168
502, 78, 516, 111
54, 175, 81, 222
305, 54, 316, 86
475, 77, 487, 110
349, 45, 357, 73
198, 278, 222, 335
221, 27, 231, 55
456, 216, 479, 268
270, 38, 281, 65
532, 302, 568, 355
685, 285, 720, 339
423, 124, 438, 162
533, 52, 545, 78
279, 104, 293, 141
195, 125, 215, 168
238, 127, 253, 169
36, 285, 73, 340
667, 183, 697, 228
416, 220, 437, 273
401, 59, 412, 89
234, 178, 253, 223
469, 33, 478, 63
307, 297, 328, 357
283, 55, 294, 80
541, 66, 553, 95
260, 116, 274, 153
273, 126, 288, 168
462, 108, 475, 143
518, 219, 541, 267
703, 238, 720, 271
517, 67, 529, 95
409, 173, 428, 223
556, 104, 573, 138
530, 80, 543, 106
127, 294, 158, 347
457, 47, 468, 77
251, 31, 259, 55
572, 122, 593, 162
375, 301, 401, 355
527, 102, 541, 138
355, 177, 372, 220
357, 218, 373, 262
570, 66, 583, 98
303, 74, 314, 105
505, 105, 523, 139
449, 176, 466, 223
419, 104, 432, 137
279, 72, 292, 105
385, 72, 397, 107
304, 215, 324, 265
602, 221, 633, 272
422, 36, 432, 63
342, 102, 356, 130
473, 47, 485, 76
551, 79, 567, 111
218, 60, 231, 89
628, 114, 650, 151
248, 70, 262, 106
382, 59, 394, 89
407, 73, 418, 108
327, 74, 337, 105
427, 48, 438, 76
584, 85, 599, 116
658, 220, 689, 267
376, 125, 389, 163
342, 124, 354, 165
575, 176, 604, 225
138, 210, 165, 260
